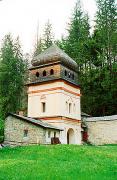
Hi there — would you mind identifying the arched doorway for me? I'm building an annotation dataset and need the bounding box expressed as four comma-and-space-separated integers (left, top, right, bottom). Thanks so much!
67, 128, 75, 144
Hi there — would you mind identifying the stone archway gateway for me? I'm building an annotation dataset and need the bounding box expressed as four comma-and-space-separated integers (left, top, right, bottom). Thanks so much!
67, 128, 75, 144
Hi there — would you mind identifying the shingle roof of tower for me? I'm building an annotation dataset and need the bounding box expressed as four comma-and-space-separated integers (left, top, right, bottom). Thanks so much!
31, 44, 78, 71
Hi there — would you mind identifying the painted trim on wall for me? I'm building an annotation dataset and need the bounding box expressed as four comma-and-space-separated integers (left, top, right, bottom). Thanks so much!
28, 86, 81, 97
35, 116, 81, 123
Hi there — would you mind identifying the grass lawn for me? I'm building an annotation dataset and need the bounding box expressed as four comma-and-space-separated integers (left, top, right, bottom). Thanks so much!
0, 145, 117, 180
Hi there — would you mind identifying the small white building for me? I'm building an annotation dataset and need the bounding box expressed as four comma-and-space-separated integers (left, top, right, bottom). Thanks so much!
4, 113, 63, 146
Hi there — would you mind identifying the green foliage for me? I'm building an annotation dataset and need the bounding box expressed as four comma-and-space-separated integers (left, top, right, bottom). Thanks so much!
81, 63, 117, 116
96, 0, 117, 68
0, 34, 27, 118
59, 1, 90, 72
33, 37, 44, 57
43, 20, 54, 50
0, 145, 117, 179
0, 118, 4, 143
33, 20, 54, 56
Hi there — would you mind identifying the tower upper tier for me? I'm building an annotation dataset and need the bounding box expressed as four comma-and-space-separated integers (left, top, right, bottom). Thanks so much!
28, 45, 79, 86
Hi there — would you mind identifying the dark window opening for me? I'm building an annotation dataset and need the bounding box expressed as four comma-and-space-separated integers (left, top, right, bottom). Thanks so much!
69, 103, 72, 113
54, 132, 56, 138
48, 131, 51, 138
43, 70, 46, 76
36, 72, 39, 77
24, 130, 28, 137
72, 74, 74, 80
50, 69, 54, 75
68, 72, 71, 78
65, 70, 67, 76
42, 102, 46, 112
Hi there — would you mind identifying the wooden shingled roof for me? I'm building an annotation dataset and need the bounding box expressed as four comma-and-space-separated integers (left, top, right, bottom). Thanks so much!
31, 44, 78, 71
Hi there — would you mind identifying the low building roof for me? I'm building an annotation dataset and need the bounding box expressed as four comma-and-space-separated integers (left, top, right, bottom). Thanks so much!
31, 44, 78, 71
81, 112, 91, 117
7, 113, 63, 131
85, 115, 117, 122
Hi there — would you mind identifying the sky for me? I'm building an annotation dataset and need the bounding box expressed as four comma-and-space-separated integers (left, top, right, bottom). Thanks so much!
0, 0, 97, 54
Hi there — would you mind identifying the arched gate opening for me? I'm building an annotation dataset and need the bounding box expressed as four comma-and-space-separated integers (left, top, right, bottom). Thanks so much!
67, 128, 75, 144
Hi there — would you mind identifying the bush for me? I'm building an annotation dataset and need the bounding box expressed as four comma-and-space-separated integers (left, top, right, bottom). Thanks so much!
0, 136, 4, 143
0, 117, 4, 143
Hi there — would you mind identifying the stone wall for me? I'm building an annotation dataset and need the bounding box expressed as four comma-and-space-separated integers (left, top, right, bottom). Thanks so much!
4, 116, 46, 145
86, 120, 117, 145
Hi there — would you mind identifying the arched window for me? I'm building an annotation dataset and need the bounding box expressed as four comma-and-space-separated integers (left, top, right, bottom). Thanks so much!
72, 74, 74, 80
36, 72, 39, 77
65, 70, 67, 76
66, 101, 68, 112
50, 69, 54, 75
73, 103, 76, 113
43, 70, 46, 76
68, 72, 71, 78
69, 103, 72, 113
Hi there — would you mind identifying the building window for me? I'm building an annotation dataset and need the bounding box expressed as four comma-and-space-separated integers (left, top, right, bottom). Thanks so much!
48, 131, 51, 138
65, 70, 67, 76
42, 102, 46, 112
36, 72, 39, 77
43, 70, 46, 76
50, 69, 54, 75
68, 72, 71, 78
72, 74, 74, 80
69, 103, 72, 113
66, 101, 68, 111
24, 130, 28, 137
73, 103, 76, 112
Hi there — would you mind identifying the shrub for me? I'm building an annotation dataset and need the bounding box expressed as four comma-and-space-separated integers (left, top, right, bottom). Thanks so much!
0, 117, 4, 143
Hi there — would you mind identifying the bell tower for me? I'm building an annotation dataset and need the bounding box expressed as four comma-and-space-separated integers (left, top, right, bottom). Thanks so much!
27, 45, 81, 144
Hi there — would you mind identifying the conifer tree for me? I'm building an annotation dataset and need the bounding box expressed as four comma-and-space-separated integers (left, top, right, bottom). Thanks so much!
43, 20, 54, 50
59, 0, 90, 72
0, 34, 27, 119
95, 0, 117, 70
33, 37, 44, 57
33, 20, 54, 56
81, 0, 117, 116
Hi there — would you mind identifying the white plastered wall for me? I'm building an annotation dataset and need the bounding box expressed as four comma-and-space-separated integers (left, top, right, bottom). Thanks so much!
28, 81, 81, 120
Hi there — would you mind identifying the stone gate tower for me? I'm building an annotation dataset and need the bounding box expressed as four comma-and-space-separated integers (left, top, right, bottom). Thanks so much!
27, 45, 81, 144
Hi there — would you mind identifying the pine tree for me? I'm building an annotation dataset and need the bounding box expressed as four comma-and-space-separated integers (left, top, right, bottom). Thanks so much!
96, 0, 117, 70
33, 20, 54, 56
59, 1, 90, 72
33, 37, 44, 57
0, 34, 27, 118
81, 0, 117, 116
43, 20, 54, 50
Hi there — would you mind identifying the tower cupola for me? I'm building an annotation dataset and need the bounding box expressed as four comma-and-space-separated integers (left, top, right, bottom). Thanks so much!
28, 45, 79, 86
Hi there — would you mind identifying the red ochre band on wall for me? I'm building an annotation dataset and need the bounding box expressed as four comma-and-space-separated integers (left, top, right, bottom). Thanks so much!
28, 86, 81, 97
